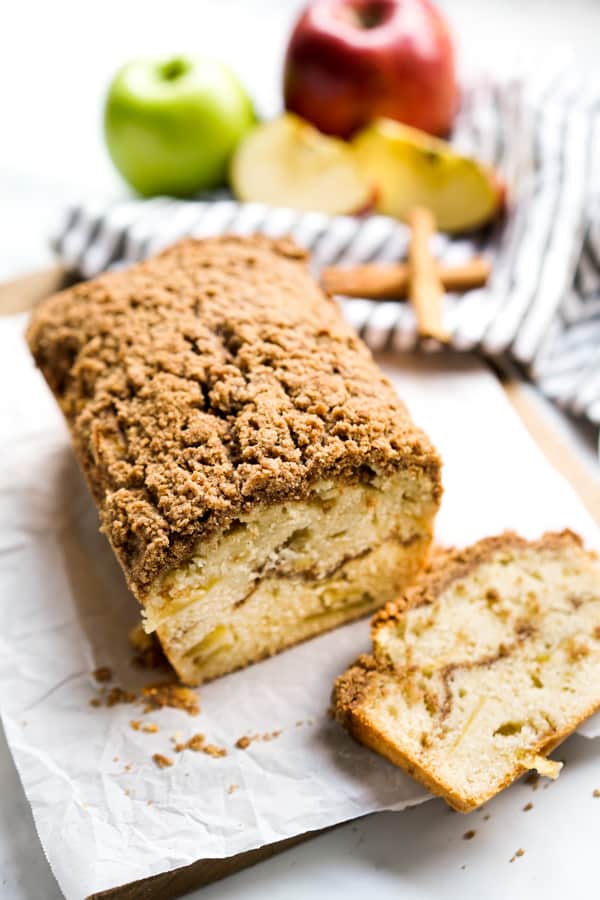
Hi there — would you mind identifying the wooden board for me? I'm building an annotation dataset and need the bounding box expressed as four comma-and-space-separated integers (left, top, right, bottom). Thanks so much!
2, 266, 599, 899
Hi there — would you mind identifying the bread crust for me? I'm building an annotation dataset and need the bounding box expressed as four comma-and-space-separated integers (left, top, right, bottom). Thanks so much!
27, 236, 441, 597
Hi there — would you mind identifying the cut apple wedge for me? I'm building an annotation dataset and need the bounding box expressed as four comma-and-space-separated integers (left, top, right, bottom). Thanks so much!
230, 113, 372, 215
353, 119, 504, 233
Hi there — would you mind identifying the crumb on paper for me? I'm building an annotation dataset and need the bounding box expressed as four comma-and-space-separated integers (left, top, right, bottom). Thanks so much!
129, 623, 169, 671
483, 814, 491, 821
124, 764, 132, 773
92, 666, 113, 683
130, 720, 141, 731
235, 735, 252, 750
152, 753, 173, 769
593, 789, 600, 798
463, 830, 476, 841
523, 802, 533, 811
89, 698, 101, 708
143, 722, 159, 734
112, 756, 119, 763
105, 686, 137, 707
175, 733, 227, 757
525, 772, 540, 790
295, 720, 304, 727
262, 730, 282, 742
228, 784, 240, 795
509, 848, 525, 863
142, 681, 200, 716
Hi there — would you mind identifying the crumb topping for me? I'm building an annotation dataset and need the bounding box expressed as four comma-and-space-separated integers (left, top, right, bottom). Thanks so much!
27, 236, 441, 593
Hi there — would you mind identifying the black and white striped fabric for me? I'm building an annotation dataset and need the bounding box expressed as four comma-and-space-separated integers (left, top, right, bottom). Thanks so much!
52, 69, 600, 427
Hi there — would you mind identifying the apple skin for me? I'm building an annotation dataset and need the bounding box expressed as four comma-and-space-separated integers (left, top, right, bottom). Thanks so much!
283, 0, 458, 139
104, 56, 255, 197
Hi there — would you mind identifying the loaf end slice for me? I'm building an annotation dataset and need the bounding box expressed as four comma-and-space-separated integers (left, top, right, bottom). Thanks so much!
333, 530, 600, 811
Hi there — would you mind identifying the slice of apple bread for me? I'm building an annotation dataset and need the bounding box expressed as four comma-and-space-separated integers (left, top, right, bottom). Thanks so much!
333, 530, 600, 812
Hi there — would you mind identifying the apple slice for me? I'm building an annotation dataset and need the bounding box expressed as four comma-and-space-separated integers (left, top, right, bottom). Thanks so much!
353, 118, 504, 233
230, 113, 372, 215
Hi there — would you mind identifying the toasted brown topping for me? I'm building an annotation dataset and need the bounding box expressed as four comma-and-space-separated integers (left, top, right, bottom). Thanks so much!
235, 736, 252, 750
27, 236, 440, 594
152, 753, 173, 769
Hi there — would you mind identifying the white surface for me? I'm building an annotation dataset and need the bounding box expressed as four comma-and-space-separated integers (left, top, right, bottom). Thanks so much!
2, 311, 600, 898
2, 1, 600, 898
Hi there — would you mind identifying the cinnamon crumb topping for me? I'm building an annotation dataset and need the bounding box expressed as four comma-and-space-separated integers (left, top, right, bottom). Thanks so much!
152, 753, 173, 769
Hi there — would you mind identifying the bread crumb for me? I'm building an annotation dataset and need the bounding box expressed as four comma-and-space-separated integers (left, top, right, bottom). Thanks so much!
93, 666, 113, 683
89, 698, 101, 708
152, 753, 173, 769
142, 681, 199, 716
262, 730, 282, 742
523, 802, 533, 811
593, 789, 600, 798
236, 735, 252, 750
525, 772, 540, 790
228, 784, 240, 795
174, 733, 227, 757
483, 814, 491, 821
112, 756, 119, 763
203, 743, 228, 758
463, 830, 476, 840
124, 763, 132, 773
129, 624, 169, 670
130, 720, 141, 731
516, 848, 524, 857
295, 720, 304, 727
105, 686, 137, 707
142, 722, 159, 734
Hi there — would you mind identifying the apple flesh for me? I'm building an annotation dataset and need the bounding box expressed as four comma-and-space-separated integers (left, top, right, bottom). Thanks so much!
283, 0, 458, 139
230, 113, 372, 215
104, 55, 255, 197
353, 118, 505, 232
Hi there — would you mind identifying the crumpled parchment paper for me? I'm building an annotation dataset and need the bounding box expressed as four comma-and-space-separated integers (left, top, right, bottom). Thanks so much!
1, 313, 598, 899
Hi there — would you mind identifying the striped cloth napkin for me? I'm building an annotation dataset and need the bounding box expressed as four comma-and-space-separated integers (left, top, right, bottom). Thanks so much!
52, 69, 600, 427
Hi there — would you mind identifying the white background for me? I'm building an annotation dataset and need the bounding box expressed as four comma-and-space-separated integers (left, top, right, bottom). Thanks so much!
2, 1, 600, 898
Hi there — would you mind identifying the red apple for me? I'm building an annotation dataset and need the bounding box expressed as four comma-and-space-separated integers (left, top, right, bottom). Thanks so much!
283, 0, 458, 139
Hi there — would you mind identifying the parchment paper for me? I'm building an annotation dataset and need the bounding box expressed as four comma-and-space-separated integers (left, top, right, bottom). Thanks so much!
1, 313, 599, 899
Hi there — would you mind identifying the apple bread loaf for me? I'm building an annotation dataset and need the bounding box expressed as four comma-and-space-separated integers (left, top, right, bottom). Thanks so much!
27, 236, 442, 685
333, 530, 600, 811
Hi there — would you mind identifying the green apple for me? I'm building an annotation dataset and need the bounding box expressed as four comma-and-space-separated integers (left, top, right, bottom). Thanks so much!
104, 55, 255, 197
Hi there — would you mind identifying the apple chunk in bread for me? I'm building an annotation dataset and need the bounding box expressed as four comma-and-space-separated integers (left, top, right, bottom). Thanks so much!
353, 118, 504, 233
230, 113, 373, 215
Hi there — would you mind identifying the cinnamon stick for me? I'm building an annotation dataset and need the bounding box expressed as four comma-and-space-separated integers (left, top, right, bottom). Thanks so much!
407, 207, 449, 342
321, 256, 490, 300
